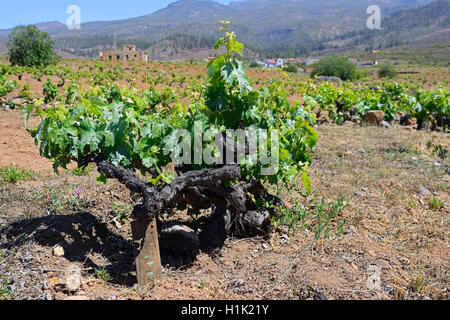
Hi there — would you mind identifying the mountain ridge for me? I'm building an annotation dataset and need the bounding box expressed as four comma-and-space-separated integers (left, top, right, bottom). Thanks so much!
0, 0, 446, 60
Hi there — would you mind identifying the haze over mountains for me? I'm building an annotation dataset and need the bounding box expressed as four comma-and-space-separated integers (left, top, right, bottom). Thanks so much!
0, 0, 448, 60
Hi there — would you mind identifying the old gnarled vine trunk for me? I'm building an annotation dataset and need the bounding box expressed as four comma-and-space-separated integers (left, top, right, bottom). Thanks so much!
81, 154, 282, 286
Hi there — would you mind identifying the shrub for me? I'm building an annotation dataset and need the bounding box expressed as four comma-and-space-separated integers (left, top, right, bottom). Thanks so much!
311, 55, 356, 81
0, 166, 37, 183
378, 62, 397, 79
7, 25, 56, 68
248, 61, 259, 68
355, 68, 370, 80
283, 64, 298, 73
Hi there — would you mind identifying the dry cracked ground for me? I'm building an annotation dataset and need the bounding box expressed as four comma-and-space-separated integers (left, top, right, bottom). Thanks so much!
0, 110, 448, 300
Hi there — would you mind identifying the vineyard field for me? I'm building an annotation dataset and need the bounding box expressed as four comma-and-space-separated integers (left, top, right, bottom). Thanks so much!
0, 50, 449, 301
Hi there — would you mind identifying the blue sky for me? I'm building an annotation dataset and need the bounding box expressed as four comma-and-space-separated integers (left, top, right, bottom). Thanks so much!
0, 0, 241, 29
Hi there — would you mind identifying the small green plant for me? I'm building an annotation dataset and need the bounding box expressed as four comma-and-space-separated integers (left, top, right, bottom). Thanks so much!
19, 83, 32, 99
44, 185, 65, 214
426, 140, 447, 159
0, 251, 13, 300
94, 267, 111, 283
43, 78, 58, 103
113, 202, 131, 224
272, 195, 349, 240
144, 256, 155, 278
0, 278, 14, 300
428, 197, 444, 210
71, 165, 93, 176
409, 274, 427, 294
310, 195, 349, 240
0, 166, 37, 183
67, 189, 89, 209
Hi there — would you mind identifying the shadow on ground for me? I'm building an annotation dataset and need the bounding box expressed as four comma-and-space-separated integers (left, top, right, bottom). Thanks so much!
0, 211, 202, 286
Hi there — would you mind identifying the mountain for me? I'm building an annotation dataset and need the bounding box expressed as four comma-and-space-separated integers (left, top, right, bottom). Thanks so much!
0, 0, 445, 59
328, 0, 450, 50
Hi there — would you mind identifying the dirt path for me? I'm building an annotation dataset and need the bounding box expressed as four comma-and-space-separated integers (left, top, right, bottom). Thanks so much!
0, 111, 55, 172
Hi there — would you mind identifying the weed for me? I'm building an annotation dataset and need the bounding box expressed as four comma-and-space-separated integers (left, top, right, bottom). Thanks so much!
272, 194, 349, 240
426, 140, 447, 159
71, 165, 93, 176
94, 268, 111, 283
0, 250, 13, 300
428, 197, 444, 210
113, 202, 131, 224
0, 166, 37, 184
409, 274, 428, 294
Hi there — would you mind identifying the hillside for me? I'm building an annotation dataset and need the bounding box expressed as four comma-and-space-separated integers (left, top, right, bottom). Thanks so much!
328, 0, 450, 50
0, 0, 445, 60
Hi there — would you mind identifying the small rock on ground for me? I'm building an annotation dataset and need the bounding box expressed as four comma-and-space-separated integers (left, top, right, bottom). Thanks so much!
379, 121, 391, 129
66, 274, 82, 291
53, 245, 65, 257
419, 186, 431, 196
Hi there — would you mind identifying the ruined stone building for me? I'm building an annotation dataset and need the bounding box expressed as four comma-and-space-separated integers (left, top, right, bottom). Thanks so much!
100, 45, 148, 62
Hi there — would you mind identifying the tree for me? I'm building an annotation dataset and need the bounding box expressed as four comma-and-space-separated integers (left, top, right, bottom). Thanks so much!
7, 25, 56, 67
248, 61, 259, 68
311, 55, 356, 81
283, 64, 298, 73
378, 62, 397, 79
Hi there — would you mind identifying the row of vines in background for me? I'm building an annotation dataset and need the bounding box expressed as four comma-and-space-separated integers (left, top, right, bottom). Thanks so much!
298, 81, 449, 127
1, 58, 448, 131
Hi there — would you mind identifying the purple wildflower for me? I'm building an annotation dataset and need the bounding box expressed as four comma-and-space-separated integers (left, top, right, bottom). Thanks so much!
74, 189, 84, 196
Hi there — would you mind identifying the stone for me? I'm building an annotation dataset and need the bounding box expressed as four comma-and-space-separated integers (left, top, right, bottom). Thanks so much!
160, 224, 200, 267
40, 280, 50, 290
42, 292, 52, 300
357, 147, 367, 154
399, 113, 409, 126
317, 110, 330, 124
364, 110, 385, 125
379, 120, 391, 129
351, 116, 361, 124
66, 274, 82, 291
161, 225, 200, 246
20, 251, 33, 263
419, 186, 431, 196
343, 112, 352, 121
317, 76, 342, 84
231, 278, 245, 287
7, 284, 16, 293
53, 245, 65, 257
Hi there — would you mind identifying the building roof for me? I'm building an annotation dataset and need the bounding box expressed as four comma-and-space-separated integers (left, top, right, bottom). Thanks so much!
265, 59, 277, 64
